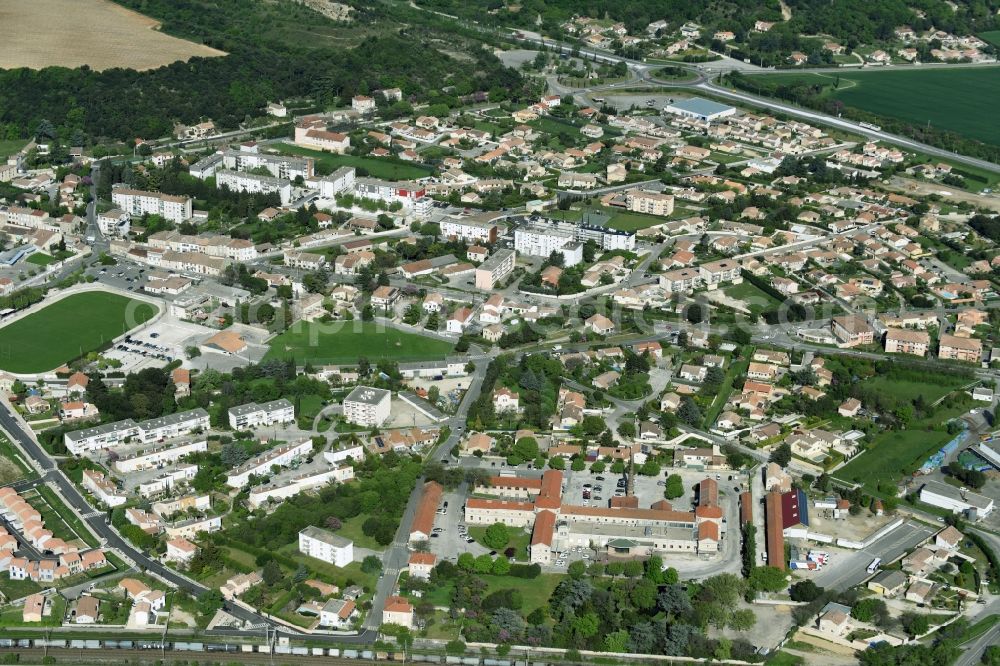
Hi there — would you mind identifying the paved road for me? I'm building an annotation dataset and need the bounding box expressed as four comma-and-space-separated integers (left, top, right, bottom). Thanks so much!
516, 29, 1000, 176
809, 521, 936, 591
364, 357, 489, 628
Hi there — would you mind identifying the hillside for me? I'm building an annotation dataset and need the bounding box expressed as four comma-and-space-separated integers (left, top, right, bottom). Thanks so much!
416, 0, 1000, 43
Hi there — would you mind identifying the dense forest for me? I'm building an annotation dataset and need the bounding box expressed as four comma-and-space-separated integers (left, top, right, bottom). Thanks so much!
0, 0, 526, 145
417, 0, 1000, 42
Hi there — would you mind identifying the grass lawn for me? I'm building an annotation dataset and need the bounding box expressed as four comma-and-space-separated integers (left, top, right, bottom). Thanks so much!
264, 321, 453, 366
0, 595, 65, 627
30, 485, 98, 547
0, 140, 26, 160
479, 573, 563, 616
725, 281, 782, 310
0, 577, 42, 602
765, 652, 805, 666
702, 350, 751, 429
863, 376, 968, 404
276, 143, 431, 180
0, 291, 158, 373
743, 67, 1000, 147
834, 403, 970, 491
468, 525, 532, 561
0, 437, 35, 484
295, 394, 325, 429
276, 540, 377, 592
26, 253, 56, 267
606, 210, 669, 232
334, 514, 387, 551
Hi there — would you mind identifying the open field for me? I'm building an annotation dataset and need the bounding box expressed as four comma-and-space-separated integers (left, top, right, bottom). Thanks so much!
744, 67, 1000, 146
834, 403, 970, 491
979, 31, 1000, 48
0, 291, 158, 373
0, 140, 26, 160
0, 437, 33, 485
863, 376, 968, 404
276, 144, 432, 180
264, 321, 453, 366
0, 0, 226, 71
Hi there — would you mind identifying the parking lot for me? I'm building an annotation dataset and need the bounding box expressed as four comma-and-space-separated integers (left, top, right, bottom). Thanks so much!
103, 317, 210, 373
426, 488, 492, 562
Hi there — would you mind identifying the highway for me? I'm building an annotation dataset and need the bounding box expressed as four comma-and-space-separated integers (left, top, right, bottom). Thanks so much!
511, 30, 1000, 177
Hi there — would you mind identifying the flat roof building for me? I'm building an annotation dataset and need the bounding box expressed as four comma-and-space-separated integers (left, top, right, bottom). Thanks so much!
343, 386, 391, 427
665, 97, 737, 122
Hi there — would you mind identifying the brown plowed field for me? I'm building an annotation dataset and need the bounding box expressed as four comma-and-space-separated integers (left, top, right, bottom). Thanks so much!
0, 0, 226, 71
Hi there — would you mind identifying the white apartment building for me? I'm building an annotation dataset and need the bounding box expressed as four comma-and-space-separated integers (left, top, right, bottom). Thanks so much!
699, 259, 742, 290
164, 515, 222, 540
225, 439, 313, 488
97, 209, 130, 237
659, 267, 702, 293
137, 464, 198, 498
299, 525, 354, 567
626, 190, 675, 217
152, 494, 211, 518
439, 217, 499, 244
354, 178, 431, 218
113, 440, 207, 474
82, 470, 127, 507
228, 399, 295, 430
474, 248, 516, 290
318, 167, 356, 198
111, 186, 192, 223
64, 409, 210, 454
343, 386, 392, 427
324, 443, 365, 465
514, 224, 575, 259
221, 150, 313, 180
248, 465, 354, 509
215, 169, 292, 205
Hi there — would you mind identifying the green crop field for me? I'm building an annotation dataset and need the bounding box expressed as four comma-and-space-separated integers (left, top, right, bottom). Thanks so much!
745, 67, 1000, 146
264, 321, 453, 366
276, 143, 431, 180
0, 291, 158, 373
979, 31, 1000, 48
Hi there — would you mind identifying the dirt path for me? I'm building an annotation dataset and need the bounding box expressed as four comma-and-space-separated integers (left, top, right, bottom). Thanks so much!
887, 176, 1000, 212
779, 0, 792, 21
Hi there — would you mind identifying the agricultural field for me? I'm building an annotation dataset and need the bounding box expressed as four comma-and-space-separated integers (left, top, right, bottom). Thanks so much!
264, 321, 454, 366
0, 291, 158, 373
744, 67, 1000, 146
978, 31, 1000, 48
0, 0, 226, 71
276, 144, 432, 180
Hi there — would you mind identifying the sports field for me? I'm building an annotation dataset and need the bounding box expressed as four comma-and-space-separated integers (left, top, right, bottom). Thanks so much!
277, 144, 432, 180
745, 67, 1000, 146
264, 321, 454, 365
0, 291, 158, 373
